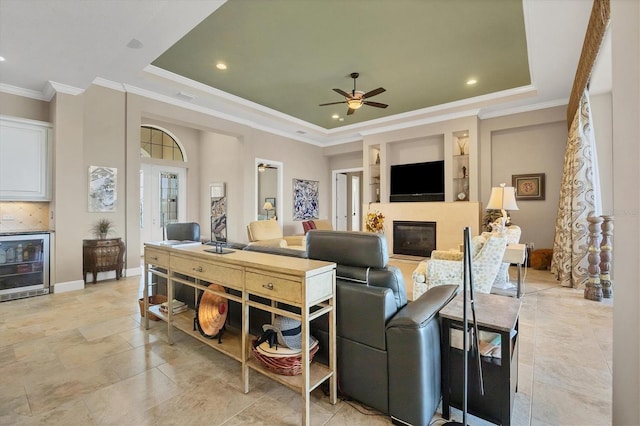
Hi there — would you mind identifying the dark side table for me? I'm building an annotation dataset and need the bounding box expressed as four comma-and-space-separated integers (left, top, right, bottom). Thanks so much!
83, 238, 125, 283
440, 292, 522, 426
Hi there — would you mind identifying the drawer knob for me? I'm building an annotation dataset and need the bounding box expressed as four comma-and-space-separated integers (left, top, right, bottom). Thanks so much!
262, 282, 274, 290
193, 266, 204, 272
150, 256, 158, 261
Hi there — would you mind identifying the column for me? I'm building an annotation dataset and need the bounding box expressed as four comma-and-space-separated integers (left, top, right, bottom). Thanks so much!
600, 215, 614, 298
585, 216, 603, 301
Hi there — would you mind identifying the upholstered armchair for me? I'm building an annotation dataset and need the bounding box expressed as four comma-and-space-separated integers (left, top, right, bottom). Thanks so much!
485, 225, 522, 288
412, 233, 508, 299
246, 220, 306, 250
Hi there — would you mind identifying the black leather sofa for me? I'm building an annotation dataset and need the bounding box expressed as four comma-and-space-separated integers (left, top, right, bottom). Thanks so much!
305, 230, 457, 426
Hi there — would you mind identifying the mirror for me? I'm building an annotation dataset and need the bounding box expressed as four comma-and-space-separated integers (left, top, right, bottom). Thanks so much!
256, 159, 282, 221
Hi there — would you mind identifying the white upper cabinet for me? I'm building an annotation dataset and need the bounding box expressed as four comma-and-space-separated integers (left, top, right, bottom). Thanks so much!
0, 116, 52, 201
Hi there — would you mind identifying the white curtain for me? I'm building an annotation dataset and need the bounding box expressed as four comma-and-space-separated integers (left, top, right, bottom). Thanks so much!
551, 89, 602, 288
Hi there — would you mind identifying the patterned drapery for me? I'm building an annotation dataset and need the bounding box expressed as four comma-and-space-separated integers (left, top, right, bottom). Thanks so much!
551, 89, 602, 288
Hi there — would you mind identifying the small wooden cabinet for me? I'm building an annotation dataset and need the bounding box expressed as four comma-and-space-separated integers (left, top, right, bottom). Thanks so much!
82, 238, 125, 283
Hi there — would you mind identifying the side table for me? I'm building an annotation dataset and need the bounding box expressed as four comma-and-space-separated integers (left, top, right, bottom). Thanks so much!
82, 238, 125, 283
440, 292, 522, 426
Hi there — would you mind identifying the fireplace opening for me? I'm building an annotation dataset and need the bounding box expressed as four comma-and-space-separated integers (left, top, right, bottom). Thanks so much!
393, 221, 436, 257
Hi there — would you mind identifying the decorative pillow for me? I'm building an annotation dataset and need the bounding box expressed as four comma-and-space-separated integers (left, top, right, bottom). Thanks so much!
470, 235, 486, 256
302, 221, 316, 234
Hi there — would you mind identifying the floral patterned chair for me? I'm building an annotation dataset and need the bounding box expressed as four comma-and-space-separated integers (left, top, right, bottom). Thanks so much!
412, 233, 508, 300
485, 225, 522, 289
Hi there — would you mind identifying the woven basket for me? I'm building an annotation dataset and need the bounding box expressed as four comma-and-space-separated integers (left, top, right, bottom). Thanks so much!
138, 294, 168, 321
251, 339, 319, 376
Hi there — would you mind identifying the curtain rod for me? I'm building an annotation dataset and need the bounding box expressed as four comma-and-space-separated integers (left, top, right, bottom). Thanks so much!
566, 0, 611, 128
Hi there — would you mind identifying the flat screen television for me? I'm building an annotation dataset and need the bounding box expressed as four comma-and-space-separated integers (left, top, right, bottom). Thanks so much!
390, 160, 445, 202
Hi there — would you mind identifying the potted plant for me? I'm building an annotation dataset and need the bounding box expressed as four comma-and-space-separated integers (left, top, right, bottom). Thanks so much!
92, 218, 114, 239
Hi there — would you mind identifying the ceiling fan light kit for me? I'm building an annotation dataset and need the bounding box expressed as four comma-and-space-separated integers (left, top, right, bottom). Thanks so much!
319, 72, 388, 115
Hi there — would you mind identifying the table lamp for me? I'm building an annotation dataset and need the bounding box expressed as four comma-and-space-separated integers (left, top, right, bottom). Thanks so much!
486, 183, 519, 233
263, 201, 274, 219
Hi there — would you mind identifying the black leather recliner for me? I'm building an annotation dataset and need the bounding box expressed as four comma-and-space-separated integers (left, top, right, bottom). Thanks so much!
306, 230, 457, 426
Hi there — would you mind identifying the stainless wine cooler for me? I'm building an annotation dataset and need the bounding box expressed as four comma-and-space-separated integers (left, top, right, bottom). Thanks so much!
0, 232, 50, 302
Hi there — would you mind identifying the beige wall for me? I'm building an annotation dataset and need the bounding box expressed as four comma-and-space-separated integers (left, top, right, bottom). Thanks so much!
0, 92, 49, 122
479, 106, 568, 249
611, 0, 640, 422
369, 201, 482, 253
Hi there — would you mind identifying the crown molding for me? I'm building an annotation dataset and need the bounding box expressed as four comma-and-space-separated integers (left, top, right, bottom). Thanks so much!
478, 98, 568, 120
0, 83, 49, 101
123, 83, 328, 147
92, 77, 126, 92
45, 81, 84, 100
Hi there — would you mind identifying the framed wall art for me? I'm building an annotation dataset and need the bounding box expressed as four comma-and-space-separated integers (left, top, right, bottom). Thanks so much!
88, 166, 117, 212
292, 178, 319, 220
512, 173, 545, 200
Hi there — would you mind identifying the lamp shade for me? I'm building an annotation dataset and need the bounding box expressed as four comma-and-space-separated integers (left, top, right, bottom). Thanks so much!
487, 184, 519, 211
263, 201, 273, 211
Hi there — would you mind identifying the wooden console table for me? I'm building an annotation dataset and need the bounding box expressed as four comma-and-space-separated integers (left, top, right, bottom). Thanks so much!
440, 292, 522, 426
143, 242, 337, 425
82, 238, 125, 283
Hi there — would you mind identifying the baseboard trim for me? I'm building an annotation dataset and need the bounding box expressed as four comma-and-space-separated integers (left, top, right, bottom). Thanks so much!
126, 266, 141, 277
54, 280, 84, 293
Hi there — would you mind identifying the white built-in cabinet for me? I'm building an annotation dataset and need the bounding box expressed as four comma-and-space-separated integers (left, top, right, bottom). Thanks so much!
0, 116, 52, 201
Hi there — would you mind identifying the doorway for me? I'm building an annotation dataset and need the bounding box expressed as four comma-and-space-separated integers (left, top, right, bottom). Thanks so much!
139, 164, 187, 254
332, 168, 363, 231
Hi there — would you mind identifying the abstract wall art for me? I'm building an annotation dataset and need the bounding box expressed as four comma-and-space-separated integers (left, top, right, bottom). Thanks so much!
292, 178, 319, 220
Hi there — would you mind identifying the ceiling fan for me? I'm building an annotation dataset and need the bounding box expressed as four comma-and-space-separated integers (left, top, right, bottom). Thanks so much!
319, 72, 388, 115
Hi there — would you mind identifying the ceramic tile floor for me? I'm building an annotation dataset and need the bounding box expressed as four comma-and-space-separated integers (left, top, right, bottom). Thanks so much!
0, 267, 612, 425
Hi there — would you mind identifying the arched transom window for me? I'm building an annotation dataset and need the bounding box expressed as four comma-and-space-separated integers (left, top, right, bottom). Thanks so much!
140, 125, 184, 161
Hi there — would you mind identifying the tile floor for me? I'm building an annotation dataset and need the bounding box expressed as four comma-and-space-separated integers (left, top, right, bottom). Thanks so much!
0, 267, 612, 425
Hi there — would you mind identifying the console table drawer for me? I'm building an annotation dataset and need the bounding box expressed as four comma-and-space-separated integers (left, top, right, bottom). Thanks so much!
245, 271, 301, 304
145, 248, 169, 268
171, 255, 242, 288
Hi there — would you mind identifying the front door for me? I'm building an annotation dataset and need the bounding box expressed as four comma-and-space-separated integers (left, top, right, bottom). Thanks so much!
140, 164, 187, 254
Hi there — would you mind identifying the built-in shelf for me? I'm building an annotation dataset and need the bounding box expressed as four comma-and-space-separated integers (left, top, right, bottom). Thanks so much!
452, 137, 469, 201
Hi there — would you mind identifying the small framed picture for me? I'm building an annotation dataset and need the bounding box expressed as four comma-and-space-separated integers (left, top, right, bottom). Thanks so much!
265, 197, 276, 208
512, 173, 545, 200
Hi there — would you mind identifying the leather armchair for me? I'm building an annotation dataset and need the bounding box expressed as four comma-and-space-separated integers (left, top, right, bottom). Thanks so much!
166, 222, 200, 241
246, 220, 305, 250
306, 230, 457, 426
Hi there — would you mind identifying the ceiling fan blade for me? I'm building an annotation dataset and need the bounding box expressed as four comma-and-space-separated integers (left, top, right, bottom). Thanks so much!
333, 88, 352, 98
364, 101, 388, 108
362, 87, 386, 99
319, 101, 347, 106
347, 108, 356, 115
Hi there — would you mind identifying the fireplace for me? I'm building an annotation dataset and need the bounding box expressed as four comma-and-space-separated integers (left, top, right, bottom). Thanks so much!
393, 221, 436, 257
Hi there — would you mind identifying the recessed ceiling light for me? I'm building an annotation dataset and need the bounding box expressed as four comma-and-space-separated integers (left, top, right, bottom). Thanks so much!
216, 63, 227, 70
0, 56, 5, 62
466, 79, 477, 85
339, 118, 344, 122
332, 114, 339, 119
